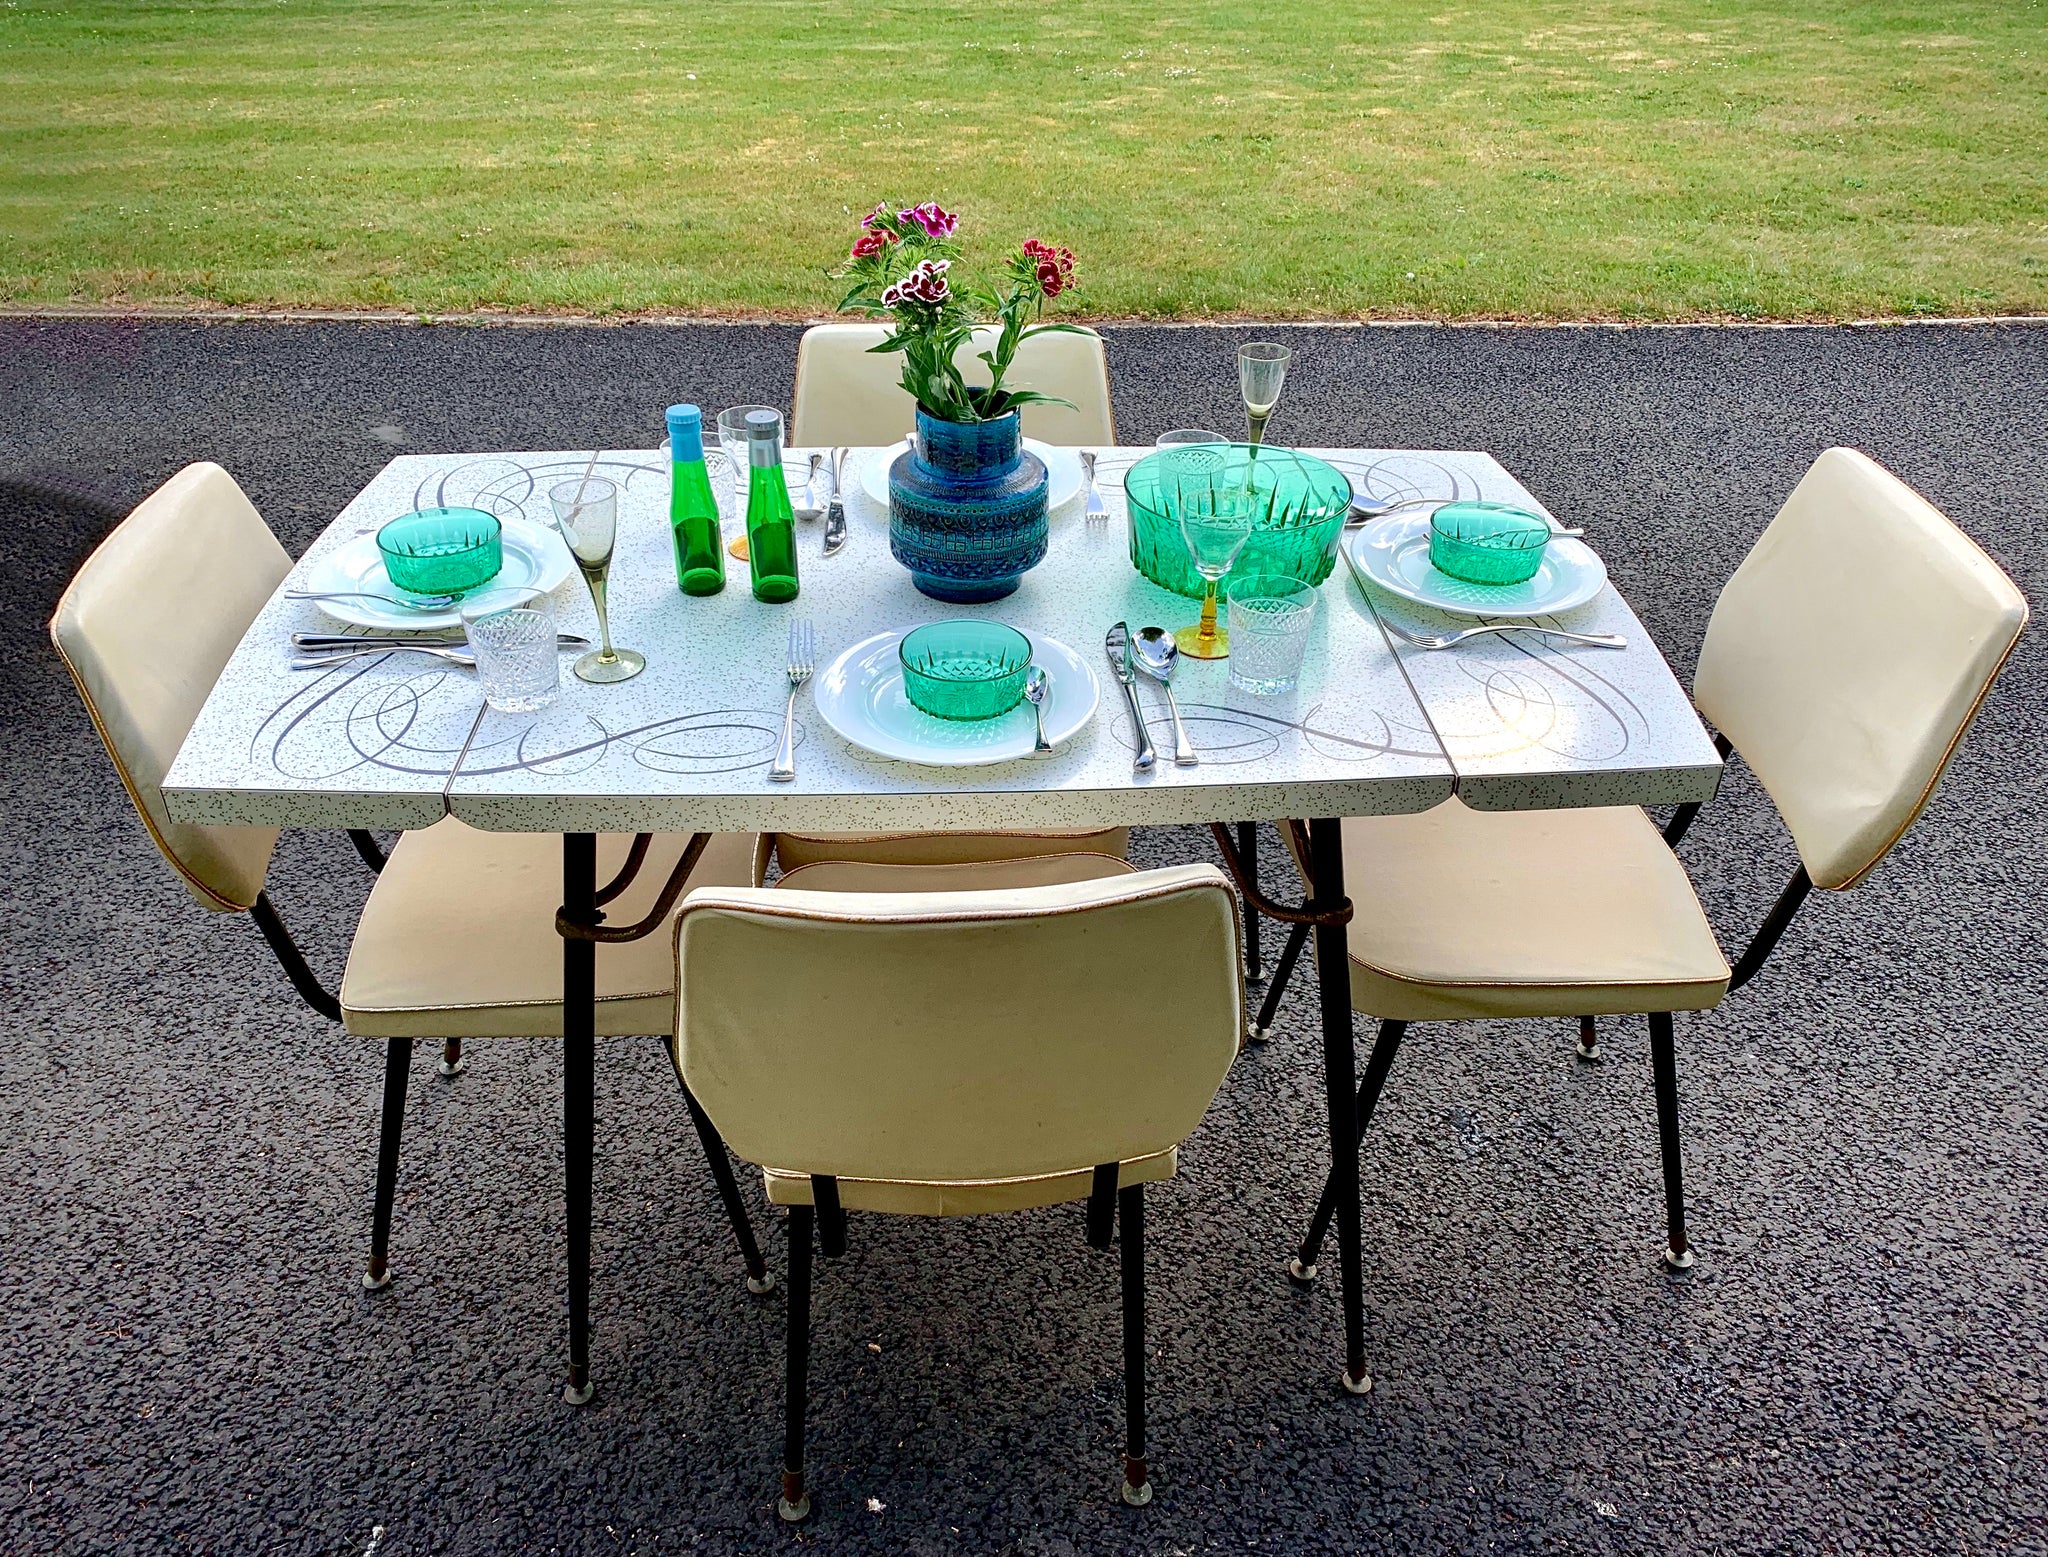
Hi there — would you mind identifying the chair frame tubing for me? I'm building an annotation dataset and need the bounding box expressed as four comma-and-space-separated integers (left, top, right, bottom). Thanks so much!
561, 833, 598, 1406
781, 1203, 816, 1523
1119, 1183, 1151, 1505
364, 1036, 412, 1288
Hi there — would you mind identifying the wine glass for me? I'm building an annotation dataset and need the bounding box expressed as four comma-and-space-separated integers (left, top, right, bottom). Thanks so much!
548, 475, 645, 684
718, 407, 782, 562
1237, 343, 1292, 447
1175, 489, 1255, 659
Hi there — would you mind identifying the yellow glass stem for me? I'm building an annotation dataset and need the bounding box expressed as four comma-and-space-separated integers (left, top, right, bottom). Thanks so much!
1198, 580, 1220, 645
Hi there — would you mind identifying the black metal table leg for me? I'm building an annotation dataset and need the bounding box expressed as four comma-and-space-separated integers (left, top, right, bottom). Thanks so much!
1237, 820, 1263, 983
562, 832, 597, 1405
1307, 817, 1370, 1395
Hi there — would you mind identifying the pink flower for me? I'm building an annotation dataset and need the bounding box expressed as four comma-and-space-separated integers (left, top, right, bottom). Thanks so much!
882, 258, 952, 307
1021, 238, 1076, 297
859, 201, 893, 231
849, 228, 896, 261
898, 201, 959, 240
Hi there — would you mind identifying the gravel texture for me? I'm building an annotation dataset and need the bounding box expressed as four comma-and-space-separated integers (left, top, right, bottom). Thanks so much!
3, 318, 2044, 1555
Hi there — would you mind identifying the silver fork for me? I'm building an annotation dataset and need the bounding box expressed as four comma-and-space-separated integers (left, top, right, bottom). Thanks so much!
1377, 616, 1625, 651
768, 619, 815, 781
1081, 451, 1109, 524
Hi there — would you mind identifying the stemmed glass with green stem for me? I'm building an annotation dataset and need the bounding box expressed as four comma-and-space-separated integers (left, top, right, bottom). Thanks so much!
549, 475, 645, 684
1238, 342, 1292, 448
1176, 489, 1255, 659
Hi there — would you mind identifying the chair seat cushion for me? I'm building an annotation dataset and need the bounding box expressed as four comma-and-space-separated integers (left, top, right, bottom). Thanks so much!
761, 1149, 1177, 1216
1318, 800, 1730, 1020
340, 820, 761, 1038
772, 827, 1128, 871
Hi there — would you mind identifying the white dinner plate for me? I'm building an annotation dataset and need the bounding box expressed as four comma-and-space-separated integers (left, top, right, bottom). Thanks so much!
1347, 511, 1607, 619
858, 439, 1087, 514
815, 628, 1100, 767
299, 516, 577, 630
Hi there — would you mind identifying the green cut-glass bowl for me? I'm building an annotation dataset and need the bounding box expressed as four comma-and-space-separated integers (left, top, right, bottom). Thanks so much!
1123, 443, 1353, 599
376, 508, 503, 601
898, 620, 1033, 721
1427, 501, 1551, 586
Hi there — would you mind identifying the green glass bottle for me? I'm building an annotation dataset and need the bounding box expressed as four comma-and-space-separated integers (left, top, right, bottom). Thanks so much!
667, 403, 725, 597
743, 409, 799, 603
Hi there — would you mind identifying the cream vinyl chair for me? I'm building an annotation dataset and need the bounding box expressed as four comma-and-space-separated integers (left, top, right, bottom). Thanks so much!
50, 461, 774, 1295
789, 321, 1115, 447
672, 854, 1243, 1520
780, 321, 1125, 872
1272, 447, 2027, 1286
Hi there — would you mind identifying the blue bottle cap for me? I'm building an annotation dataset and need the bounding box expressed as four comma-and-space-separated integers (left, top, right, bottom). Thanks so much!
666, 404, 703, 459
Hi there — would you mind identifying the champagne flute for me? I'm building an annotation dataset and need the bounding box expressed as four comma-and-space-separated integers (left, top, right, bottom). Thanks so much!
1238, 342, 1292, 447
717, 406, 781, 562
548, 475, 645, 684
1175, 489, 1255, 659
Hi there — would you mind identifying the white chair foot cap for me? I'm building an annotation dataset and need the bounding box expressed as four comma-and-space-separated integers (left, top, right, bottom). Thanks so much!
361, 1267, 391, 1291
776, 1495, 811, 1524
1121, 1478, 1153, 1508
1574, 1041, 1602, 1062
1342, 1368, 1374, 1396
1661, 1244, 1696, 1272
562, 1379, 594, 1406
1286, 1256, 1317, 1287
745, 1271, 776, 1296
438, 1055, 469, 1077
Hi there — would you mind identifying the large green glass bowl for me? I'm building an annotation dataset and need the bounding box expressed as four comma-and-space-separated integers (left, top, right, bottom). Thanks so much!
1123, 443, 1353, 598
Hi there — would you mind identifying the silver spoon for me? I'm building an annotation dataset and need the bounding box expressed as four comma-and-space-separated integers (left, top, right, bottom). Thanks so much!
1023, 666, 1053, 753
792, 453, 826, 522
1132, 627, 1199, 767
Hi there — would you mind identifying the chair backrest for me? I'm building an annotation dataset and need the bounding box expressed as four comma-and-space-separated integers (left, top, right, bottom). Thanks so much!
48, 462, 288, 911
1693, 447, 2027, 891
790, 322, 1115, 447
675, 865, 1241, 1184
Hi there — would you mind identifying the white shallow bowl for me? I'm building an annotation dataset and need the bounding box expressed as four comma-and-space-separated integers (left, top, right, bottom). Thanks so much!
815, 628, 1099, 767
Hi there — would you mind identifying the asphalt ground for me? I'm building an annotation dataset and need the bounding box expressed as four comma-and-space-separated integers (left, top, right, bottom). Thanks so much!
3, 319, 2045, 1555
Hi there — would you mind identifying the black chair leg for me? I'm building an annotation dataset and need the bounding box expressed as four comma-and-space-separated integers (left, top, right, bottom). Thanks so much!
1289, 1019, 1407, 1287
1249, 920, 1311, 1042
665, 1039, 774, 1293
1649, 1011, 1694, 1271
363, 1037, 412, 1290
439, 1036, 468, 1077
1236, 821, 1263, 985
778, 1204, 815, 1524
1118, 1183, 1152, 1508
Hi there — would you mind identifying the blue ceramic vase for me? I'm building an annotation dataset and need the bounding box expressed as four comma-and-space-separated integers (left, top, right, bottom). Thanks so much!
888, 408, 1048, 603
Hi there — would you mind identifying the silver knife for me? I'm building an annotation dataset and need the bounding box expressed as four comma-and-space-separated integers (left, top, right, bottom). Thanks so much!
1103, 622, 1157, 773
292, 631, 590, 650
822, 447, 849, 557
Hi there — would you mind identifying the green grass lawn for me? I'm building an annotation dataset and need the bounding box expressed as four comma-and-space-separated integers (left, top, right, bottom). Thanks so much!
2, 0, 2043, 319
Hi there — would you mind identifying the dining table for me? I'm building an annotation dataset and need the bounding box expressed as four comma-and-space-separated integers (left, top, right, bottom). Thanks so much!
162, 442, 1723, 1404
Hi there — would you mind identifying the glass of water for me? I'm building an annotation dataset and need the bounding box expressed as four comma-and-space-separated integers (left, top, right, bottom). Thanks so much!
461, 590, 560, 713
1225, 573, 1317, 694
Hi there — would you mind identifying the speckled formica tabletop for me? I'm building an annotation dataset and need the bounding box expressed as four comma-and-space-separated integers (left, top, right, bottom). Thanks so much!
161, 447, 1720, 833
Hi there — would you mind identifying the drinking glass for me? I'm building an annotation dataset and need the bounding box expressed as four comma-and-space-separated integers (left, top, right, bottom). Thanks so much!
1225, 573, 1317, 694
548, 475, 645, 684
1175, 490, 1255, 659
718, 407, 782, 563
1156, 428, 1230, 447
1237, 342, 1292, 447
461, 590, 561, 713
